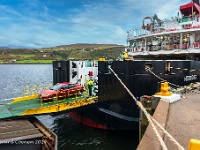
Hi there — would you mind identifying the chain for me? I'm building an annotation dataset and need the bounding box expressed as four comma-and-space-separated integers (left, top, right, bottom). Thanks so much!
146, 66, 200, 94
145, 66, 181, 88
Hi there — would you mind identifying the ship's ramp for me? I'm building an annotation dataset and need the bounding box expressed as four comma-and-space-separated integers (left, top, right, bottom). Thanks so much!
0, 94, 97, 120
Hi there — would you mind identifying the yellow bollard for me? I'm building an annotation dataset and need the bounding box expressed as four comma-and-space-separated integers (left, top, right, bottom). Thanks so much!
155, 82, 172, 96
188, 139, 200, 150
99, 57, 105, 61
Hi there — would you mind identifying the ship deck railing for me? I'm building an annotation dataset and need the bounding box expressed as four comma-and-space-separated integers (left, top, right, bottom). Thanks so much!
125, 46, 200, 57
128, 49, 200, 57
127, 17, 200, 41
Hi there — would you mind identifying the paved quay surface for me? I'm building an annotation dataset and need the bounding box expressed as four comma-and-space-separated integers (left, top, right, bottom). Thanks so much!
137, 90, 200, 150
164, 90, 200, 149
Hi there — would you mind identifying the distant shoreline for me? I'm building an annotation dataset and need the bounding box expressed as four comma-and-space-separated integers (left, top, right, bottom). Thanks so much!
0, 62, 52, 64
0, 44, 124, 63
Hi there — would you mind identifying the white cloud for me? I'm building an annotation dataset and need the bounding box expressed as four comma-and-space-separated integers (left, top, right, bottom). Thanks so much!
0, 0, 192, 48
0, 5, 22, 17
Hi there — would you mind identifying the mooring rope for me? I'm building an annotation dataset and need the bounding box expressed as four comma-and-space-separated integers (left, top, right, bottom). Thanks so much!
109, 67, 185, 150
146, 67, 200, 95
145, 67, 181, 88
109, 67, 167, 150
150, 116, 185, 150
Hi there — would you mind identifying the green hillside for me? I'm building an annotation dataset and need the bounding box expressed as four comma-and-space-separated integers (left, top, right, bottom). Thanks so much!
0, 44, 125, 64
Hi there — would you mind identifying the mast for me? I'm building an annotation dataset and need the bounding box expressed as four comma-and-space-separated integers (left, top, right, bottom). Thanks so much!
192, 2, 194, 17
193, 0, 200, 6
180, 33, 183, 50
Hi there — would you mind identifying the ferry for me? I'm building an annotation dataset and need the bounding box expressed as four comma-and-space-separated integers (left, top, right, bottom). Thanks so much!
53, 1, 200, 131
125, 0, 200, 60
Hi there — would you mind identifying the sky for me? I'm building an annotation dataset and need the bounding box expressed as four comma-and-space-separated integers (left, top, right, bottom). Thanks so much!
0, 0, 189, 48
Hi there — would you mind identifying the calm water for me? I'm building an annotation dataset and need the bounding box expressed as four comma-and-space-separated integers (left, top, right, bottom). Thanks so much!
0, 64, 139, 150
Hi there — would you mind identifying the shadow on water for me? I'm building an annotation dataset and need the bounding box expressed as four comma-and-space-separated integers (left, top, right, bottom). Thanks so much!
51, 114, 139, 150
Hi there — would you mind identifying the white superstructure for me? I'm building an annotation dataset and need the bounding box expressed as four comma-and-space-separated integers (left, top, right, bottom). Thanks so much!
126, 1, 200, 59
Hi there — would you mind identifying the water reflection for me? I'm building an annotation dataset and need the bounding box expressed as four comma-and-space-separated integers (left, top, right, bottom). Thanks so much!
51, 113, 138, 150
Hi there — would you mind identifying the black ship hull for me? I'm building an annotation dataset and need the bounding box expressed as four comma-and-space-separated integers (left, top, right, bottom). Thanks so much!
53, 60, 200, 131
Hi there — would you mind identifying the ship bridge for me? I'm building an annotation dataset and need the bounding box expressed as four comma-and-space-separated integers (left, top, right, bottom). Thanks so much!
0, 85, 98, 120
180, 1, 200, 17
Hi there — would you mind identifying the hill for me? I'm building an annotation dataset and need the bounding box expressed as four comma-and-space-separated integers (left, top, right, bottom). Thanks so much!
0, 43, 125, 63
52, 43, 123, 49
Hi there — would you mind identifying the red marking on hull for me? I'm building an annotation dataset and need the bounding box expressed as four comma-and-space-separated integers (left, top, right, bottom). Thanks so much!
69, 112, 108, 130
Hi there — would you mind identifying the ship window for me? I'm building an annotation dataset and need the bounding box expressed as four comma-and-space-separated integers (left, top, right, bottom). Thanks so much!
58, 62, 61, 68
126, 48, 131, 52
72, 62, 77, 68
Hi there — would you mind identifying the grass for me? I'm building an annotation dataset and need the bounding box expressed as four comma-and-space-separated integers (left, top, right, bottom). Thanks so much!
0, 44, 125, 64
16, 59, 54, 64
10, 54, 35, 58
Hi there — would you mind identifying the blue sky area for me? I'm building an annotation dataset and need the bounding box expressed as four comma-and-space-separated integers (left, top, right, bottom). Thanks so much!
0, 0, 189, 48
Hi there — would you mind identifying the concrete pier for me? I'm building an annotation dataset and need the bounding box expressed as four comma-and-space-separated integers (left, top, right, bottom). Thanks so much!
137, 90, 200, 150
0, 117, 57, 150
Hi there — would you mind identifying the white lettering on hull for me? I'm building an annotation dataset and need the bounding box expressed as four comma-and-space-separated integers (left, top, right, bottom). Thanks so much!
184, 75, 197, 82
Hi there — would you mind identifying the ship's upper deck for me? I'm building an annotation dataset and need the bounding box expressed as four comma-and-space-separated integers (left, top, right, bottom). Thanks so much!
127, 17, 200, 41
125, 2, 200, 60
127, 1, 200, 41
